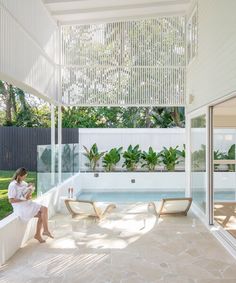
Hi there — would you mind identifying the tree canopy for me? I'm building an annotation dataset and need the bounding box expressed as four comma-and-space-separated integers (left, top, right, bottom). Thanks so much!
0, 80, 185, 128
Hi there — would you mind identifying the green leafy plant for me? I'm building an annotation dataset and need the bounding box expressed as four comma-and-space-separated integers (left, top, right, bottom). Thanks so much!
214, 150, 225, 171
83, 143, 106, 171
103, 147, 123, 172
191, 144, 206, 171
179, 144, 186, 159
62, 144, 79, 172
122, 145, 142, 171
40, 148, 51, 172
160, 146, 181, 171
225, 144, 235, 172
141, 147, 161, 171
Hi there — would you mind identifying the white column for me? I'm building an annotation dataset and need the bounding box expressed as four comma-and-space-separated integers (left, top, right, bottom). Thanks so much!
51, 104, 55, 186
207, 106, 214, 225
58, 105, 62, 184
185, 109, 191, 198
58, 23, 62, 184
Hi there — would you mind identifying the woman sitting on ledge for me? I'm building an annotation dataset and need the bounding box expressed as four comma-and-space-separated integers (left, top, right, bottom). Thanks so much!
8, 167, 53, 243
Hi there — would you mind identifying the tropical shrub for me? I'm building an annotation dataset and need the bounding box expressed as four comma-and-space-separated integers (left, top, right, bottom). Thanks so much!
40, 147, 51, 172
103, 147, 123, 171
214, 150, 225, 171
141, 147, 161, 171
123, 145, 142, 171
83, 143, 106, 171
160, 146, 182, 171
191, 144, 206, 171
62, 144, 79, 172
225, 144, 235, 172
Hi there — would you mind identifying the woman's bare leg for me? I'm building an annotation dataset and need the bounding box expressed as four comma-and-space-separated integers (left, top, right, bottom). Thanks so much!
40, 206, 54, 238
34, 213, 46, 243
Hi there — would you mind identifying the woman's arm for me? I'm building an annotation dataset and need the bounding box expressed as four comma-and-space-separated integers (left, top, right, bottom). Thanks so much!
9, 198, 26, 203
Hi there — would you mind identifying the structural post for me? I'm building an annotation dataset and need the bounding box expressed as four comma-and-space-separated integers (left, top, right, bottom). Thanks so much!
208, 106, 214, 225
185, 109, 191, 198
58, 23, 62, 184
51, 104, 55, 186
58, 105, 62, 184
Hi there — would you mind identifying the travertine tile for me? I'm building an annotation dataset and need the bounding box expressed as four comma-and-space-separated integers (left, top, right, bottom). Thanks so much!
1, 204, 236, 283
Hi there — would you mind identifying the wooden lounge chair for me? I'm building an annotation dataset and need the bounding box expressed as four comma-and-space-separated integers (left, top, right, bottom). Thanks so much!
148, 197, 192, 218
64, 199, 116, 220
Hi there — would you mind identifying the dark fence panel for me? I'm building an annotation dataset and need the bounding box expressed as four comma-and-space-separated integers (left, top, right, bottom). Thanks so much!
0, 127, 79, 171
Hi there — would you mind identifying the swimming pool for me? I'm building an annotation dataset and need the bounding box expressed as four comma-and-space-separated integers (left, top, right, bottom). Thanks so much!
77, 191, 185, 202
77, 190, 236, 202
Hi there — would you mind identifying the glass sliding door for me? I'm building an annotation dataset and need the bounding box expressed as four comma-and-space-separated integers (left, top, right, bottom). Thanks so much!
213, 97, 236, 238
190, 114, 207, 213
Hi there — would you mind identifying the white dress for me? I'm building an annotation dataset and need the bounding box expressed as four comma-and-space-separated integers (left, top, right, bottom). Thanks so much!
8, 180, 41, 222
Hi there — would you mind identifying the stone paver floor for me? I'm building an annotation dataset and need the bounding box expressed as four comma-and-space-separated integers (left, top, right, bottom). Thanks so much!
0, 203, 236, 283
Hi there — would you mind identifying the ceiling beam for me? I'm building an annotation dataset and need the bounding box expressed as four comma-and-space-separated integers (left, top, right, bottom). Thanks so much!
60, 10, 186, 25
50, 0, 190, 16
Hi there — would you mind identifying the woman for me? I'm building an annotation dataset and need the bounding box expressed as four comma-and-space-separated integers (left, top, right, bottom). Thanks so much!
8, 167, 53, 243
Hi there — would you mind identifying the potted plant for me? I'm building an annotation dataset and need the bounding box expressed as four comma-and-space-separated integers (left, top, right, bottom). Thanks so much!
103, 147, 123, 172
83, 143, 106, 171
122, 145, 142, 171
160, 146, 181, 171
141, 147, 161, 171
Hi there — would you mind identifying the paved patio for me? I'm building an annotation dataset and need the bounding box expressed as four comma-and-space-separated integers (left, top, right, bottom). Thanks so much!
1, 204, 236, 283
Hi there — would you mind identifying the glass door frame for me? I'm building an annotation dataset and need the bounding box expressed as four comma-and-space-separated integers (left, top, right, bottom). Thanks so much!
186, 106, 212, 224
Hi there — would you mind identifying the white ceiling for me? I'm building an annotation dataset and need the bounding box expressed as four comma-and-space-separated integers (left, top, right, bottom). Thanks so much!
43, 0, 191, 25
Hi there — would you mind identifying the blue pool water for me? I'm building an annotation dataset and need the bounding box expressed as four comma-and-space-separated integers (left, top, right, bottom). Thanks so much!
77, 191, 185, 202
77, 191, 236, 203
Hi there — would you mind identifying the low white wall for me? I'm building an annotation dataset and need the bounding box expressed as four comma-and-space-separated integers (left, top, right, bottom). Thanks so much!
79, 172, 185, 191
0, 186, 59, 266
0, 174, 81, 266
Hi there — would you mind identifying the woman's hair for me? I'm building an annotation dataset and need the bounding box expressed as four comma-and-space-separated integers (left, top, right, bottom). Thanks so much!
12, 167, 27, 183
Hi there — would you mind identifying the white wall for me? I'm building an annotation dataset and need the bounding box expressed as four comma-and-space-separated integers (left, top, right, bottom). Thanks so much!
0, 174, 81, 266
0, 0, 58, 103
186, 0, 236, 112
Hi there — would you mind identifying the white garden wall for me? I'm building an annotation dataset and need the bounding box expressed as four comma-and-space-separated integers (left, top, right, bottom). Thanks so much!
186, 0, 236, 112
79, 128, 186, 171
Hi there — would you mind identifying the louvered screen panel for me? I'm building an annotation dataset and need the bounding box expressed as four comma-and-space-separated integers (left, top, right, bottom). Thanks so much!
61, 17, 186, 106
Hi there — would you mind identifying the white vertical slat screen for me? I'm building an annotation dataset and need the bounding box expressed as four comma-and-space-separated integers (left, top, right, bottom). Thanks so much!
61, 17, 186, 106
0, 0, 58, 103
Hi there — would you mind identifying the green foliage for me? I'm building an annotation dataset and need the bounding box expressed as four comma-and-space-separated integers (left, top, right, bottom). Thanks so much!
122, 145, 142, 171
0, 81, 185, 129
225, 144, 235, 172
191, 144, 206, 171
62, 144, 79, 172
103, 147, 123, 171
60, 106, 185, 129
141, 147, 161, 171
160, 146, 181, 171
214, 150, 225, 170
83, 143, 106, 171
0, 80, 50, 127
40, 148, 52, 171
178, 144, 186, 158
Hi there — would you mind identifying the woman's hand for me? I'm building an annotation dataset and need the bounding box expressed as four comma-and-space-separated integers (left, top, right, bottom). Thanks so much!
26, 192, 32, 200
